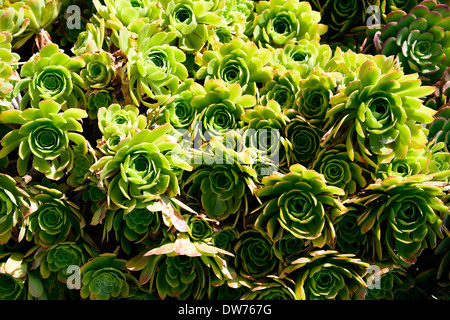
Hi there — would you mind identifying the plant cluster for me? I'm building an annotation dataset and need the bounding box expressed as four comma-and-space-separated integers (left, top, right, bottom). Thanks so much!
0, 0, 449, 300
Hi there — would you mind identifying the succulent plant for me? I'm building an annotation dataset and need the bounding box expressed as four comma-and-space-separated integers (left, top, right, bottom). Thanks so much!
324, 52, 436, 168
381, 0, 420, 13
248, 0, 327, 48
312, 144, 368, 196
234, 229, 279, 280
428, 105, 450, 152
66, 143, 96, 188
0, 173, 27, 244
130, 232, 234, 300
184, 139, 257, 222
217, 0, 253, 38
25, 186, 85, 247
334, 205, 370, 255
0, 100, 88, 179
86, 89, 114, 120
0, 0, 449, 303
159, 0, 222, 53
108, 202, 162, 254
372, 1, 450, 84
71, 20, 106, 56
241, 278, 296, 300
310, 0, 376, 40
255, 164, 346, 247
195, 37, 273, 96
93, 0, 161, 32
160, 82, 201, 129
351, 175, 449, 265
185, 214, 214, 242
0, 5, 29, 45
80, 52, 116, 90
33, 241, 94, 283
294, 68, 339, 128
241, 99, 288, 169
273, 233, 305, 265
191, 80, 255, 140
120, 24, 189, 108
283, 116, 323, 166
0, 32, 20, 111
97, 104, 146, 140
259, 69, 301, 112
281, 250, 370, 300
0, 253, 27, 300
212, 225, 238, 252
80, 253, 138, 300
14, 43, 86, 110
91, 125, 190, 211
270, 39, 332, 78
1, 0, 62, 49
364, 263, 409, 300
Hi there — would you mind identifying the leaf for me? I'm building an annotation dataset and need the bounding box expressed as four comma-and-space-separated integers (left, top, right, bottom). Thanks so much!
144, 243, 175, 256
28, 272, 44, 298
160, 196, 187, 232
5, 252, 24, 274
127, 252, 152, 271
173, 233, 201, 257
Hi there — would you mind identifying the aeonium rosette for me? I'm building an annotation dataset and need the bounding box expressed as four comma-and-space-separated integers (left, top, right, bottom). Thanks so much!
160, 81, 203, 130
372, 1, 450, 84
295, 68, 339, 128
128, 232, 234, 300
350, 174, 449, 266
91, 124, 191, 212
0, 173, 28, 244
0, 31, 20, 111
248, 0, 327, 48
80, 51, 116, 89
241, 99, 288, 170
0, 100, 88, 179
14, 43, 86, 109
310, 0, 375, 40
25, 186, 85, 247
283, 116, 323, 167
324, 53, 436, 168
241, 278, 296, 300
312, 144, 368, 197
281, 250, 369, 300
160, 0, 222, 53
259, 69, 301, 112
31, 241, 94, 284
184, 137, 258, 222
191, 79, 256, 140
270, 39, 332, 79
255, 164, 346, 248
0, 253, 27, 300
119, 24, 189, 108
106, 201, 162, 254
86, 89, 114, 120
233, 229, 279, 280
80, 253, 138, 300
195, 37, 273, 96
93, 0, 161, 27
217, 0, 253, 39
96, 104, 147, 156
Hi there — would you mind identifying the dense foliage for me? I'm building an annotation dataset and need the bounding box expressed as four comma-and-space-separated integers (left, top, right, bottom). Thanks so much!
0, 0, 449, 300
